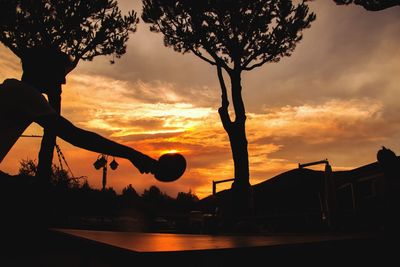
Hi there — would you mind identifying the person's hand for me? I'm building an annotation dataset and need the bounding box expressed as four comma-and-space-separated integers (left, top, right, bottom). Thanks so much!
130, 152, 158, 174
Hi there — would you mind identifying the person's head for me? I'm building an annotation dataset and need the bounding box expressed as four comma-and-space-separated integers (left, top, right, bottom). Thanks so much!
21, 47, 72, 94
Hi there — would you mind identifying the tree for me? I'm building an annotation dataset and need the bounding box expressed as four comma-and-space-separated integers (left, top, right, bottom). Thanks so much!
0, 0, 138, 179
142, 0, 315, 217
176, 190, 199, 211
334, 0, 400, 11
18, 158, 38, 177
142, 185, 164, 202
176, 190, 199, 203
122, 184, 139, 199
51, 165, 82, 189
18, 158, 83, 188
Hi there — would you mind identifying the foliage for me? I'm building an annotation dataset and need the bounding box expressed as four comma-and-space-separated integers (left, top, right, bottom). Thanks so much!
18, 158, 38, 176
334, 0, 400, 11
0, 0, 138, 183
51, 165, 83, 189
177, 190, 199, 211
177, 190, 199, 203
0, 0, 138, 65
142, 185, 173, 202
18, 158, 84, 188
122, 184, 139, 198
142, 0, 316, 73
142, 1, 315, 197
8, 161, 202, 231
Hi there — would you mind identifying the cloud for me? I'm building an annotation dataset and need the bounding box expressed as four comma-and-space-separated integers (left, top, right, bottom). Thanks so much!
249, 98, 384, 142
1, 0, 400, 199
0, 46, 21, 78
243, 1, 400, 111
246, 98, 400, 174
62, 74, 215, 139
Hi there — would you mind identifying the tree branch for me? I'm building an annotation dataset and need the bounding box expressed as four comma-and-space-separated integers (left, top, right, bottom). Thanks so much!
65, 57, 79, 75
244, 54, 275, 71
204, 46, 232, 73
217, 65, 232, 132
230, 70, 246, 124
189, 47, 217, 65
242, 23, 281, 69
190, 13, 232, 72
217, 65, 229, 109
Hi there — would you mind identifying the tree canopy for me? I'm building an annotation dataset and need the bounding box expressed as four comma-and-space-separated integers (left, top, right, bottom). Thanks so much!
143, 1, 315, 217
0, 0, 139, 180
334, 0, 400, 11
0, 0, 138, 66
142, 0, 315, 72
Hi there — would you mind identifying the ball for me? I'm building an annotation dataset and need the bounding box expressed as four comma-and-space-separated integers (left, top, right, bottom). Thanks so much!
155, 153, 186, 182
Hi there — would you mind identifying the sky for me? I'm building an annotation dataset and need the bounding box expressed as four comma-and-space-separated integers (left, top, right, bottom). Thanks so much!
0, 1, 399, 199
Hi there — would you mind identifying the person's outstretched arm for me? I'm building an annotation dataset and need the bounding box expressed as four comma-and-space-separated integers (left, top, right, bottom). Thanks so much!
35, 114, 157, 174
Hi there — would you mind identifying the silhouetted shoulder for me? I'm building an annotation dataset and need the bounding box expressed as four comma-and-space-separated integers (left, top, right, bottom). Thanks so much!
2, 78, 42, 99
0, 78, 56, 119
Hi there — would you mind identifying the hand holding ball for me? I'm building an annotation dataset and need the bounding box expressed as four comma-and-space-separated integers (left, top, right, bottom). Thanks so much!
154, 153, 186, 182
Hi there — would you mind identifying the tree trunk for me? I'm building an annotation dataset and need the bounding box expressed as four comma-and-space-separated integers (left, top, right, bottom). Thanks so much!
217, 67, 253, 223
229, 123, 249, 186
36, 86, 62, 182
229, 73, 249, 184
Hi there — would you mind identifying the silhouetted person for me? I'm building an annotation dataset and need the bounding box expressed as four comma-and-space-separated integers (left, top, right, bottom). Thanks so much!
0, 47, 157, 174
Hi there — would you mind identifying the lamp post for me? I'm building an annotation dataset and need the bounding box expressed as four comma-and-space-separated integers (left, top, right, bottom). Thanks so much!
93, 155, 119, 191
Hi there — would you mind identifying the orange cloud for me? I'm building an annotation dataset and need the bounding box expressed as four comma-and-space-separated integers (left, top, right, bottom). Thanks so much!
1, 0, 399, 199
249, 99, 384, 143
0, 61, 393, 199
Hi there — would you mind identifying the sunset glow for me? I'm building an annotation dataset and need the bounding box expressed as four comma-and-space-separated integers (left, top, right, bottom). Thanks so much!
1, 0, 399, 200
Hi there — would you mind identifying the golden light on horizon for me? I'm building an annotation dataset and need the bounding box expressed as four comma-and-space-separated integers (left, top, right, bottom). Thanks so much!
0, 65, 393, 198
160, 149, 179, 155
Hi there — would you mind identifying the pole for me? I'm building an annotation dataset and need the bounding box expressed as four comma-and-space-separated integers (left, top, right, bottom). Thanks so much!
102, 164, 107, 191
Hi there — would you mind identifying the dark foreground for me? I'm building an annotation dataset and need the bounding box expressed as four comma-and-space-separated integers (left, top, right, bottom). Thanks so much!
3, 228, 397, 267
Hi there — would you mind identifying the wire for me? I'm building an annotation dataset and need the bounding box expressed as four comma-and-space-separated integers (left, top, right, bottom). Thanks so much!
21, 135, 43, 138
21, 134, 79, 180
55, 144, 64, 170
